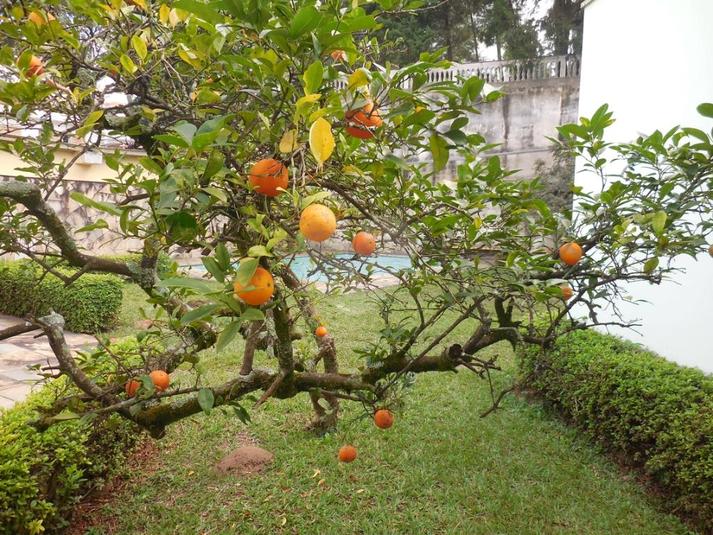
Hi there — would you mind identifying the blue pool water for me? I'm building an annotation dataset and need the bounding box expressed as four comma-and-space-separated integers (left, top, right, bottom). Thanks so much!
189, 254, 412, 282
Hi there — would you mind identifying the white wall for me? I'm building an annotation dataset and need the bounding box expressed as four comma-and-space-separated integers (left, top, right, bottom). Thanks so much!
576, 0, 713, 372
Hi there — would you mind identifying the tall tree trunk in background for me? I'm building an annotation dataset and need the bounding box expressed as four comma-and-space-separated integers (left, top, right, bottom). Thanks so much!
443, 2, 453, 60
468, 6, 480, 62
496, 37, 502, 60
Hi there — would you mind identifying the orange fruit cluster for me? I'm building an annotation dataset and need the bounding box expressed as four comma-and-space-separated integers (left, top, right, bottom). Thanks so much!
345, 100, 382, 140
125, 370, 170, 397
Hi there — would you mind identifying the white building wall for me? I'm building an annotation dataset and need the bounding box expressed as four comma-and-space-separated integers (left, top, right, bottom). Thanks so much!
576, 0, 713, 372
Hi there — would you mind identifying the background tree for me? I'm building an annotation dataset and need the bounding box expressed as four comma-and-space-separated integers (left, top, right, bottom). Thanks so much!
377, 0, 540, 65
0, 0, 711, 441
540, 0, 583, 55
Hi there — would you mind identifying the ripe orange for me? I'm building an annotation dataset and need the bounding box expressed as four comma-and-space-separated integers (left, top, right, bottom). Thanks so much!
559, 242, 583, 266
315, 325, 328, 337
233, 266, 275, 306
338, 444, 357, 463
346, 101, 382, 128
330, 49, 346, 61
26, 55, 44, 77
299, 203, 336, 242
560, 284, 573, 301
248, 158, 289, 197
352, 231, 376, 256
149, 370, 170, 392
374, 409, 394, 429
125, 379, 140, 397
345, 124, 374, 139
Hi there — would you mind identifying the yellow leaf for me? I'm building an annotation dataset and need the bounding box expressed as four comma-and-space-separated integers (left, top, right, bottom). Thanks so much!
159, 3, 170, 24
294, 93, 321, 121
347, 68, 370, 90
279, 129, 300, 153
309, 117, 335, 166
131, 0, 147, 9
168, 8, 181, 27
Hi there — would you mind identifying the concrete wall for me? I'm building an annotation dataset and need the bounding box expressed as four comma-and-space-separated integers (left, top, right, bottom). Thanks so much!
576, 0, 713, 372
438, 75, 580, 210
0, 145, 145, 254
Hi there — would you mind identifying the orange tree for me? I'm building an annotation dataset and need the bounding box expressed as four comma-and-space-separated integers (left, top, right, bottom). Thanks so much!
0, 1, 711, 438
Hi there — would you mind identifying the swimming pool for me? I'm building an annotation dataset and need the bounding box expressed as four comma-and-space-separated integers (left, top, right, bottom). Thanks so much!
187, 254, 412, 282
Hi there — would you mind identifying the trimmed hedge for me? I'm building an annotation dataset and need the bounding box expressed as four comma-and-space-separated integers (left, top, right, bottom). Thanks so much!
518, 330, 713, 530
0, 260, 123, 333
0, 337, 143, 535
0, 338, 147, 535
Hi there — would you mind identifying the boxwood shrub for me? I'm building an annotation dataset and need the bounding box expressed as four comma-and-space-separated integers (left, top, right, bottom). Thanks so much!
0, 338, 143, 535
518, 330, 713, 530
0, 260, 123, 333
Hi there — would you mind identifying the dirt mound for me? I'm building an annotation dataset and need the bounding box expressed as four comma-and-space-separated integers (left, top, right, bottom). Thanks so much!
216, 446, 274, 476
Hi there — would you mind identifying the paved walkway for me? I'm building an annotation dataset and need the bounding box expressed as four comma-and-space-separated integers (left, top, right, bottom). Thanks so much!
0, 314, 95, 409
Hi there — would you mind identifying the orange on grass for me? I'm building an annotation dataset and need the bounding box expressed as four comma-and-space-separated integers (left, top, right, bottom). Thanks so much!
559, 242, 583, 266
233, 266, 275, 306
560, 284, 573, 301
26, 55, 44, 77
330, 49, 346, 62
149, 370, 170, 392
248, 158, 288, 197
338, 445, 357, 463
346, 101, 382, 128
315, 325, 328, 338
125, 379, 140, 397
374, 409, 394, 429
352, 231, 376, 256
299, 203, 337, 242
345, 124, 374, 140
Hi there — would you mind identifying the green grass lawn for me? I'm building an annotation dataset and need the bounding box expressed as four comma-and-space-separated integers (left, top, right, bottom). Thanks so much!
79, 284, 693, 535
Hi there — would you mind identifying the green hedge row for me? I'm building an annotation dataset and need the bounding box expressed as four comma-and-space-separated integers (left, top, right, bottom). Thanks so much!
0, 260, 123, 333
518, 330, 713, 530
0, 338, 142, 535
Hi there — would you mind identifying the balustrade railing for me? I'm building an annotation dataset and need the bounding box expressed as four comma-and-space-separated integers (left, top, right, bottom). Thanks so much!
333, 55, 580, 90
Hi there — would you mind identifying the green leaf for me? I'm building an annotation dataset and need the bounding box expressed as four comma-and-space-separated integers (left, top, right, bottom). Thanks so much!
644, 257, 659, 274
289, 5, 321, 38
69, 192, 121, 216
303, 60, 324, 94
235, 257, 258, 286
158, 277, 213, 293
197, 387, 215, 415
651, 210, 667, 235
301, 191, 331, 208
120, 54, 137, 75
696, 103, 713, 118
247, 245, 272, 258
216, 320, 242, 352
241, 308, 265, 321
215, 242, 231, 269
180, 303, 219, 325
173, 0, 223, 23
174, 122, 197, 146
131, 35, 148, 62
429, 134, 449, 173
166, 211, 199, 243
231, 402, 251, 423
76, 219, 109, 232
202, 257, 225, 282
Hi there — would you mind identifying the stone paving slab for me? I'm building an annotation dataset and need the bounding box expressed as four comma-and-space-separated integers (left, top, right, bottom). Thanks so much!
0, 313, 96, 409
